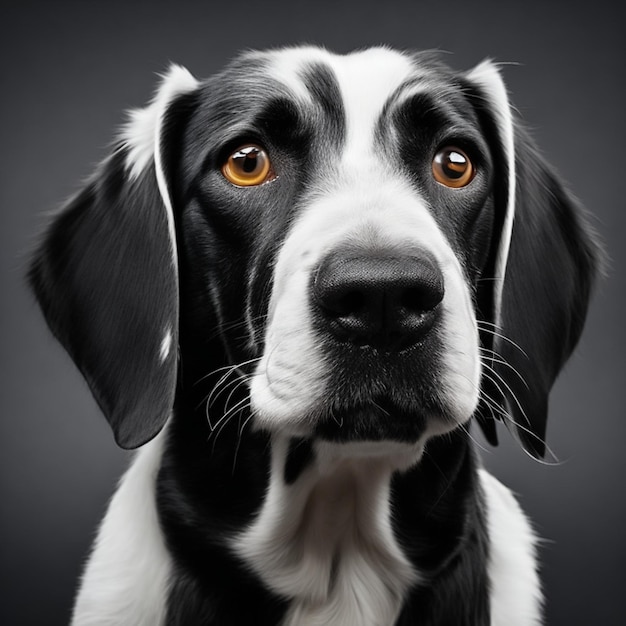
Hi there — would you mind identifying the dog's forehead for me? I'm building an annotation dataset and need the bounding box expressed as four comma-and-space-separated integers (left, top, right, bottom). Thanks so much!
265, 47, 419, 154
208, 46, 462, 157
262, 47, 416, 104
247, 47, 449, 106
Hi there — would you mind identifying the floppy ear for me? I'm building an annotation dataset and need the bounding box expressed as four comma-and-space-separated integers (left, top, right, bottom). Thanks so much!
29, 66, 199, 449
465, 61, 601, 458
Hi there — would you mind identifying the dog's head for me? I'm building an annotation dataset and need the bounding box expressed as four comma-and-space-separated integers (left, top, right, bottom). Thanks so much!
29, 46, 599, 460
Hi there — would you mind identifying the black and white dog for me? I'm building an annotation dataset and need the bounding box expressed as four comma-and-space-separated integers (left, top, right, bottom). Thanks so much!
30, 46, 599, 625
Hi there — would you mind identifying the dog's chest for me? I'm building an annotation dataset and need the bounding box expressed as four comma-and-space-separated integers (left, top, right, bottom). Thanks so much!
233, 446, 418, 626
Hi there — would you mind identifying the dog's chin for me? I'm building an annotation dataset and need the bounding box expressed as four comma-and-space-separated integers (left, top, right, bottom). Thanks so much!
310, 393, 462, 445
313, 403, 427, 443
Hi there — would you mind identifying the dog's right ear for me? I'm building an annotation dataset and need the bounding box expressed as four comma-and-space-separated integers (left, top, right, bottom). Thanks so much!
29, 66, 198, 449
464, 61, 602, 458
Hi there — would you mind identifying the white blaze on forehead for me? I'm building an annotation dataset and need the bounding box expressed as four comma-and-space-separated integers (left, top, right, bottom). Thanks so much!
268, 47, 416, 158
326, 48, 415, 160
264, 46, 324, 105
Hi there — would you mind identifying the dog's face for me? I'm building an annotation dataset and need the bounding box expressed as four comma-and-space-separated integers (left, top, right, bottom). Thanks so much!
30, 46, 598, 463
209, 49, 494, 448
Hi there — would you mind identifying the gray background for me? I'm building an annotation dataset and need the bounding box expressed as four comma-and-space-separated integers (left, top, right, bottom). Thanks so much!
1, 0, 624, 624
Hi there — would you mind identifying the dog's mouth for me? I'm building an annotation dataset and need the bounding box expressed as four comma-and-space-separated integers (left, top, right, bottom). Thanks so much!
313, 396, 430, 443
308, 340, 453, 443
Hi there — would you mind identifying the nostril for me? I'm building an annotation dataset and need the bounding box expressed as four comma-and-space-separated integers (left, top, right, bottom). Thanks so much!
328, 289, 367, 317
400, 280, 444, 314
400, 288, 422, 312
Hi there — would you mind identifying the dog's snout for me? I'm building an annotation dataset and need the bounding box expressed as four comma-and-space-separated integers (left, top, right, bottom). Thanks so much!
312, 252, 444, 351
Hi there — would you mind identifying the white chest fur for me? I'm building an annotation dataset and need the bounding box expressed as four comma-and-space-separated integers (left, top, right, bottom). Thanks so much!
233, 437, 420, 626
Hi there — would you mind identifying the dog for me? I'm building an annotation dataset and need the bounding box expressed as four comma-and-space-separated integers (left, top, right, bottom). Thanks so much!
29, 46, 600, 625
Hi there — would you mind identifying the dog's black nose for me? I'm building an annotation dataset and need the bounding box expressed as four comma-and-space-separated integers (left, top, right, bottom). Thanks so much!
312, 251, 444, 351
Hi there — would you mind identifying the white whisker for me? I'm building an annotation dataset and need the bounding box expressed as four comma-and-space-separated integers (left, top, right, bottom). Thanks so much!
208, 395, 250, 438
477, 323, 529, 359
479, 347, 529, 389
232, 412, 256, 474
481, 364, 531, 427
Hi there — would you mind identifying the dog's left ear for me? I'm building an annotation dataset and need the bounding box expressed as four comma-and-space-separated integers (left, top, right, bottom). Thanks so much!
464, 61, 602, 458
29, 66, 198, 449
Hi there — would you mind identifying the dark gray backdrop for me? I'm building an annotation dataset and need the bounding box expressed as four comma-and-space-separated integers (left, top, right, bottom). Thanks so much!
2, 0, 624, 624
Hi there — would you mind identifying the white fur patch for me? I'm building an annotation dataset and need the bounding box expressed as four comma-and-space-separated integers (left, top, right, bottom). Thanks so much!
71, 430, 171, 626
325, 47, 415, 164
266, 46, 416, 162
159, 327, 172, 362
234, 436, 421, 626
480, 469, 543, 626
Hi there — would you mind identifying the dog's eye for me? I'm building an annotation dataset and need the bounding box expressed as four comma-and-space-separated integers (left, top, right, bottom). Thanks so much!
432, 147, 475, 188
221, 145, 274, 187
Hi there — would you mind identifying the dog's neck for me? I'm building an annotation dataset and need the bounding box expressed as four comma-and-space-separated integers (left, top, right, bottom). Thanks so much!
158, 376, 487, 624
234, 435, 418, 624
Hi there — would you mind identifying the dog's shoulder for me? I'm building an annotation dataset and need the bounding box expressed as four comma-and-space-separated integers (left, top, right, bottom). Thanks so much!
71, 433, 172, 626
480, 469, 543, 626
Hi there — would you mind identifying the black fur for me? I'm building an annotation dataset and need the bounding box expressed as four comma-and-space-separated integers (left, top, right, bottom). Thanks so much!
392, 432, 491, 625
157, 394, 285, 624
284, 438, 315, 485
29, 152, 178, 449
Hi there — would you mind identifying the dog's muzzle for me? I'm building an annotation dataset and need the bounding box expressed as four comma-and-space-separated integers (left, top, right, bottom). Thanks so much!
312, 249, 444, 353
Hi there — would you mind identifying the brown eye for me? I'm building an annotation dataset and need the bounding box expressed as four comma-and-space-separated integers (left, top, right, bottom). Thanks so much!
221, 144, 274, 187
432, 147, 475, 188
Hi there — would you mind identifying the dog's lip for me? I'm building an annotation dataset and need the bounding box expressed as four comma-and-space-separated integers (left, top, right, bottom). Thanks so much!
323, 333, 433, 357
311, 398, 431, 444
